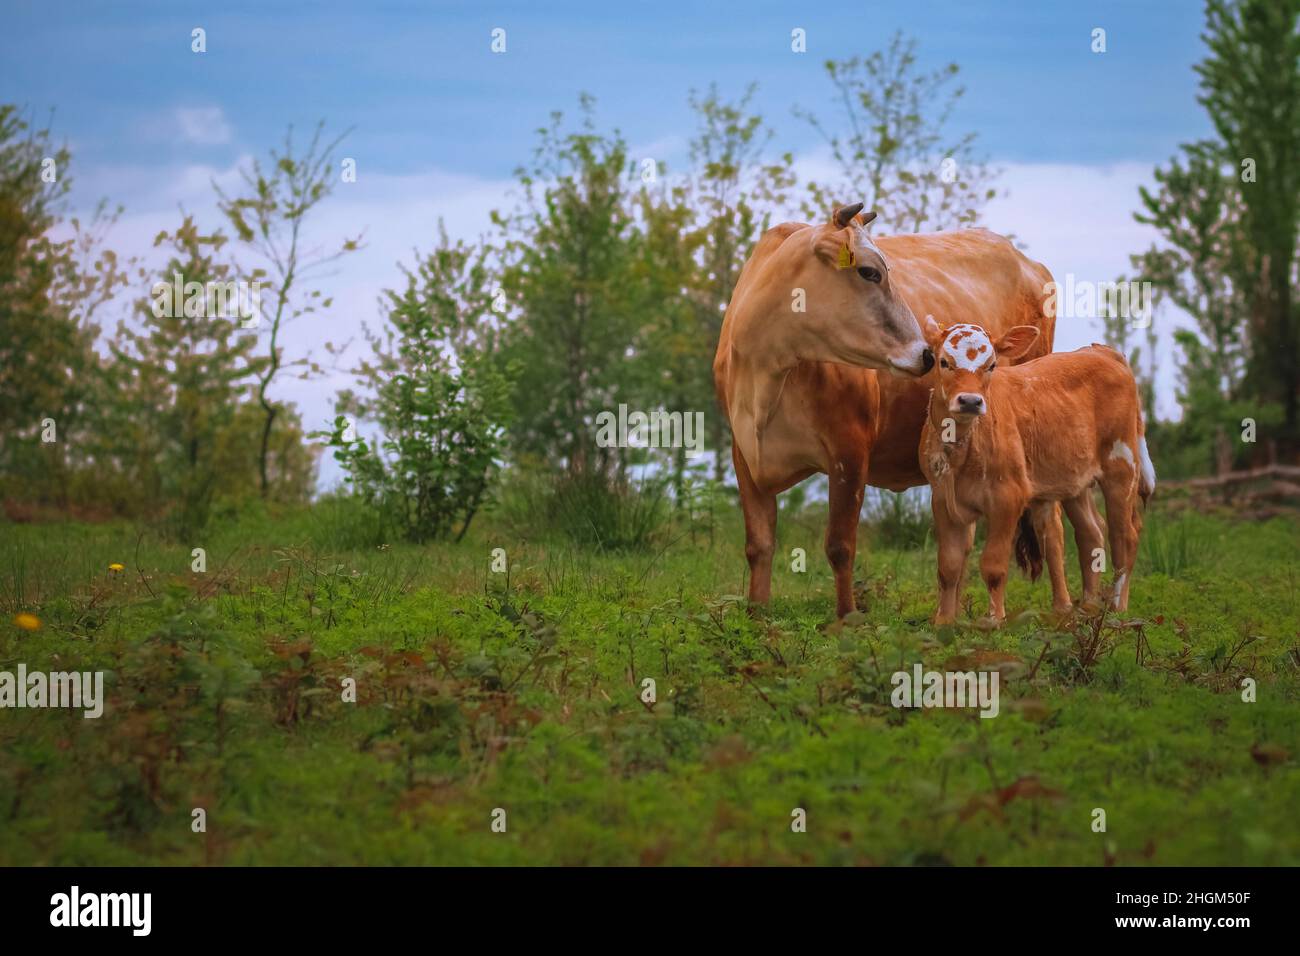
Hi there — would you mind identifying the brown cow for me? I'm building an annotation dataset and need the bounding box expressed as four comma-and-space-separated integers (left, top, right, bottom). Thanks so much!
918, 322, 1155, 624
714, 203, 1059, 617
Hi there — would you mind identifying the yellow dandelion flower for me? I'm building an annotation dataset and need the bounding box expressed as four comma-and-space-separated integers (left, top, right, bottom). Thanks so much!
108, 563, 125, 573
14, 613, 41, 632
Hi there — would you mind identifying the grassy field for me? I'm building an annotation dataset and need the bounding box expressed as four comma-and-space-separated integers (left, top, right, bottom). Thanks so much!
1, 496, 1298, 866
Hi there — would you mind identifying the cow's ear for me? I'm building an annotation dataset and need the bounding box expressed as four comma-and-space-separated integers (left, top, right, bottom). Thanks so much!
921, 313, 944, 348
994, 325, 1040, 362
813, 227, 856, 269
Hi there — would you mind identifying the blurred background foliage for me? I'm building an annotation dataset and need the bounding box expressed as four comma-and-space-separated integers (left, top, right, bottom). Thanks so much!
2, 1, 1298, 546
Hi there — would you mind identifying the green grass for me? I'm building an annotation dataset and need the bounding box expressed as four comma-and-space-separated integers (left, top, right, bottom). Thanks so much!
1, 502, 1298, 865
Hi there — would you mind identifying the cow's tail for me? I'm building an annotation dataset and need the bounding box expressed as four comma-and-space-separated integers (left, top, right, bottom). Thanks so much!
1013, 509, 1043, 581
1137, 412, 1156, 505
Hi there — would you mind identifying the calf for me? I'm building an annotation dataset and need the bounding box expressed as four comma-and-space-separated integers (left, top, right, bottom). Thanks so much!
918, 322, 1154, 625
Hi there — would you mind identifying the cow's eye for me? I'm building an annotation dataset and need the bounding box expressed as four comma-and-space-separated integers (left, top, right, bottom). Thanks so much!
940, 359, 949, 370
857, 266, 882, 283
988, 362, 996, 371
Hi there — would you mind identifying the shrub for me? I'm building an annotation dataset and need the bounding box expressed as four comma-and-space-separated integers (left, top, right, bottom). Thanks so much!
323, 226, 514, 544
495, 467, 671, 551
863, 488, 932, 550
1140, 510, 1216, 576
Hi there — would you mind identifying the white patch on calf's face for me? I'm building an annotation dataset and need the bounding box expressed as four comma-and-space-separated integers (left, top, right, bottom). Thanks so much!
941, 324, 994, 371
1109, 440, 1135, 467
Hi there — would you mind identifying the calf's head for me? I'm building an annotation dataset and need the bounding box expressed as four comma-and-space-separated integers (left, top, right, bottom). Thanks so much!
795, 203, 933, 377
924, 320, 1040, 420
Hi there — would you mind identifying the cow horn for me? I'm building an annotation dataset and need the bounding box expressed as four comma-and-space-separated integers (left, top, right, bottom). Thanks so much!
833, 202, 864, 228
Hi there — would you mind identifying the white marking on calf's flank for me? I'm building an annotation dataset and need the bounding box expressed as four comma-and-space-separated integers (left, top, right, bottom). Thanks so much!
1109, 440, 1135, 468
941, 324, 994, 371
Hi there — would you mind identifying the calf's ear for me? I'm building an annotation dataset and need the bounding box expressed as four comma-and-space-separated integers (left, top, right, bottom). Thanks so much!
921, 313, 944, 348
994, 325, 1040, 362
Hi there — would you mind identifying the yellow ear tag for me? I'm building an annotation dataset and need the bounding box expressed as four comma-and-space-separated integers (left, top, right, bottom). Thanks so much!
836, 244, 856, 270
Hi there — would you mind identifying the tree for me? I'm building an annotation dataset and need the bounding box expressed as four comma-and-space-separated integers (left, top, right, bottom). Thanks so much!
0, 105, 127, 507
493, 97, 641, 477
1194, 0, 1300, 445
795, 32, 999, 233
216, 122, 360, 497
105, 219, 264, 536
682, 84, 795, 482
1130, 141, 1250, 406
210, 401, 319, 507
630, 180, 702, 500
1098, 272, 1160, 424
329, 224, 514, 543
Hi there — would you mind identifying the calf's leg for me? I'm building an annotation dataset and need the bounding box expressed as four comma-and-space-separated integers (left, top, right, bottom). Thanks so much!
1031, 501, 1072, 613
1098, 466, 1139, 611
1063, 489, 1105, 604
932, 496, 974, 626
980, 505, 1023, 622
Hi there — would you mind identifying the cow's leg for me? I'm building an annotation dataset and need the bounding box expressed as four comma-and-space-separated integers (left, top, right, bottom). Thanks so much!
825, 458, 867, 618
980, 503, 1022, 623
1098, 467, 1139, 611
1063, 489, 1105, 605
733, 443, 778, 608
932, 496, 973, 626
1031, 500, 1072, 613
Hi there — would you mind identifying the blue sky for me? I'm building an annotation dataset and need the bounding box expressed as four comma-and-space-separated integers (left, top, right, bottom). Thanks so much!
4, 1, 1216, 487
7, 1, 1209, 174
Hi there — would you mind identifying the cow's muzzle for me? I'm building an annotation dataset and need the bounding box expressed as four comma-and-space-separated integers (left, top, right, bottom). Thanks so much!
889, 344, 935, 378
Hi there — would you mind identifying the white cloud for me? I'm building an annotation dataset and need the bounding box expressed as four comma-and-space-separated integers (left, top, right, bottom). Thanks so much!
174, 107, 233, 146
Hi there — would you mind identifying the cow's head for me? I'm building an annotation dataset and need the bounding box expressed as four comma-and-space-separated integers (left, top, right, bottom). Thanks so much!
798, 203, 934, 377
923, 319, 1040, 419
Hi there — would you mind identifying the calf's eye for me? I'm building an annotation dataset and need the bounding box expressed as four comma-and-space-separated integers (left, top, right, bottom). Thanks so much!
857, 266, 882, 283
